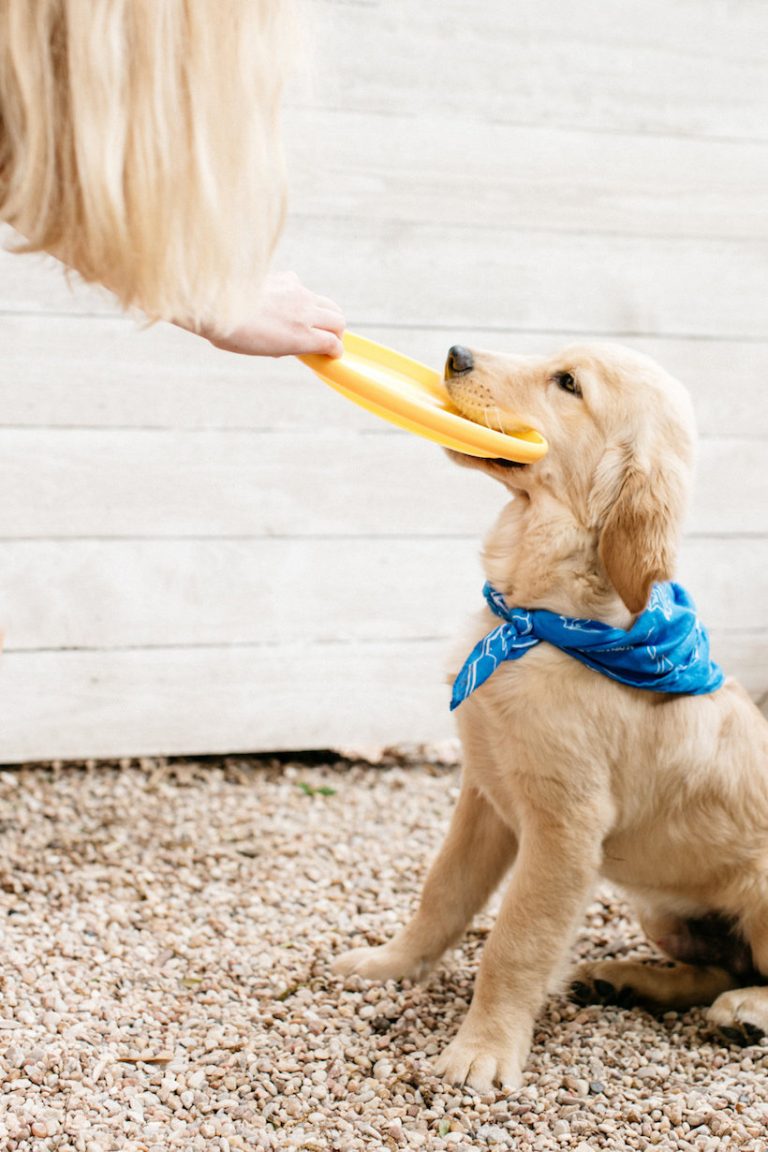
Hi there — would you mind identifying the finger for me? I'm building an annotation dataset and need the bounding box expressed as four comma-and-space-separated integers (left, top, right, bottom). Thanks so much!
313, 294, 345, 315
306, 327, 344, 358
312, 307, 346, 336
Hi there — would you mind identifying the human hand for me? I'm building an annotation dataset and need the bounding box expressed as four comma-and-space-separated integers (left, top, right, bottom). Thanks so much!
204, 271, 346, 358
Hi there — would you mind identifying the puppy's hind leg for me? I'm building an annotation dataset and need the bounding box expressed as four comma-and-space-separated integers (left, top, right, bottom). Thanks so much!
571, 960, 738, 1011
708, 897, 768, 1045
572, 910, 744, 1010
333, 780, 516, 981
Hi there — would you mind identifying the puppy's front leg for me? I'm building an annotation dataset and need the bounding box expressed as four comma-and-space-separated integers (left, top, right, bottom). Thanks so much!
334, 781, 516, 981
436, 807, 605, 1091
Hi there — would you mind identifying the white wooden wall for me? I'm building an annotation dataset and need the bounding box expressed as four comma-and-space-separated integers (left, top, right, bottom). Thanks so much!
0, 0, 766, 762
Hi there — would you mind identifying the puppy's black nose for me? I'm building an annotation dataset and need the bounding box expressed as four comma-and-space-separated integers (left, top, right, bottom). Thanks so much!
445, 345, 474, 377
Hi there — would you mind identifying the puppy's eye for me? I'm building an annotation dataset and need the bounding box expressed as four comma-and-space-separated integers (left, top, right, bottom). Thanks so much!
552, 371, 582, 397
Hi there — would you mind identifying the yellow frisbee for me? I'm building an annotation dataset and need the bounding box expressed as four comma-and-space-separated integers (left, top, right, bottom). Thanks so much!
299, 332, 548, 463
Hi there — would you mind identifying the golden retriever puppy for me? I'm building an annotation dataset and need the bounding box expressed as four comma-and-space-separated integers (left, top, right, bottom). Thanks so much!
334, 342, 768, 1091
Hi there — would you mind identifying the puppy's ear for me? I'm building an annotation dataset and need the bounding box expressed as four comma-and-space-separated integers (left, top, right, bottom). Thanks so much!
594, 447, 688, 615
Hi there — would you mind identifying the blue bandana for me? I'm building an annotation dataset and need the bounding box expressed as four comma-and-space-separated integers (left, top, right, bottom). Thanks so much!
451, 580, 724, 710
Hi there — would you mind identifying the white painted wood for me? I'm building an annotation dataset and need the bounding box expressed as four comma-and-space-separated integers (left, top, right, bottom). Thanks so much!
0, 0, 766, 761
295, 0, 768, 141
0, 628, 764, 764
0, 641, 454, 763
284, 109, 768, 240
4, 224, 767, 341
0, 539, 481, 651
0, 313, 356, 432
0, 429, 762, 539
0, 233, 120, 316
275, 219, 768, 340
0, 538, 762, 653
3, 314, 768, 438
0, 426, 504, 538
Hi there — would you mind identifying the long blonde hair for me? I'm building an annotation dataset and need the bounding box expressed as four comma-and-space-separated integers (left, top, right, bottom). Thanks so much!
0, 0, 290, 331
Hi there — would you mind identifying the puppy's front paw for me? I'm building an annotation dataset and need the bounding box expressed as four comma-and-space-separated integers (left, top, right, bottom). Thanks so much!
434, 1022, 531, 1092
708, 988, 768, 1046
332, 943, 429, 982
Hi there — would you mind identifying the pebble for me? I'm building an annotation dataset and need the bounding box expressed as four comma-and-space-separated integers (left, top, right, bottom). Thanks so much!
565, 1076, 589, 1096
475, 1124, 510, 1144
1, 756, 767, 1151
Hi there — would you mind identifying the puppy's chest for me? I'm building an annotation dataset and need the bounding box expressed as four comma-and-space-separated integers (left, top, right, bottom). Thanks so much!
448, 611, 577, 714
449, 612, 613, 815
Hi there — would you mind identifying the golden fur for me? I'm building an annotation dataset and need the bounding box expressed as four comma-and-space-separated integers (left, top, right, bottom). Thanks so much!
0, 0, 289, 332
334, 342, 768, 1090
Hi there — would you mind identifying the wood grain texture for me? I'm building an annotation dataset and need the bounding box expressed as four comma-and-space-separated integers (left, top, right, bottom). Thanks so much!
275, 218, 768, 340
6, 218, 768, 336
2, 316, 767, 438
0, 0, 766, 760
0, 641, 453, 763
0, 429, 762, 539
0, 233, 120, 316
0, 628, 764, 764
294, 0, 768, 141
284, 109, 768, 240
4, 219, 768, 340
0, 538, 763, 653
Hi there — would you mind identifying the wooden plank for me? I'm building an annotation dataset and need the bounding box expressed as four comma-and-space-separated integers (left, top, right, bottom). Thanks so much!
284, 109, 768, 240
1, 0, 764, 767
677, 540, 768, 633
0, 231, 121, 315
0, 428, 763, 539
0, 538, 480, 650
691, 633, 767, 699
294, 0, 768, 141
3, 218, 768, 341
0, 537, 760, 653
274, 218, 768, 340
0, 314, 352, 432
0, 425, 507, 537
1, 315, 766, 439
0, 628, 764, 764
0, 641, 454, 763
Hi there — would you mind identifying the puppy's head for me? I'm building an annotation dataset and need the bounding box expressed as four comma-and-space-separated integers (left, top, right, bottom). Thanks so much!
444, 342, 696, 614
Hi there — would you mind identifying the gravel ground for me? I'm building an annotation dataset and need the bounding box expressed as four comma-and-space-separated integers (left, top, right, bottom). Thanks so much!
0, 752, 767, 1152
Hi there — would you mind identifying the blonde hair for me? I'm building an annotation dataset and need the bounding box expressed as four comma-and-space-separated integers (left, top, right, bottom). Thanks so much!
0, 0, 290, 331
